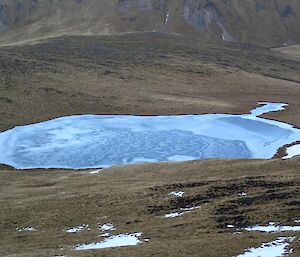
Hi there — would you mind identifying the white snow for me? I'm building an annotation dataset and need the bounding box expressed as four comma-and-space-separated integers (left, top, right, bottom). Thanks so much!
1, 102, 299, 170
169, 191, 185, 197
227, 225, 235, 228
164, 206, 201, 218
244, 222, 300, 232
283, 144, 300, 159
75, 233, 142, 250
238, 192, 248, 197
64, 224, 89, 233
295, 219, 300, 223
16, 227, 37, 232
100, 223, 115, 232
235, 237, 294, 257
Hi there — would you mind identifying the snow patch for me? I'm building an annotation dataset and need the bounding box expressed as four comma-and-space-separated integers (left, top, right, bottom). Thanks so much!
169, 191, 185, 197
100, 223, 115, 232
99, 233, 110, 237
244, 223, 300, 232
16, 227, 37, 232
164, 212, 182, 218
75, 233, 142, 250
164, 206, 201, 218
64, 224, 89, 233
235, 237, 295, 257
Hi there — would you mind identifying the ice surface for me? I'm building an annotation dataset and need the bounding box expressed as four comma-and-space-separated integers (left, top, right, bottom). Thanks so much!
244, 223, 300, 232
283, 144, 300, 159
1, 102, 299, 169
235, 237, 294, 257
75, 233, 142, 250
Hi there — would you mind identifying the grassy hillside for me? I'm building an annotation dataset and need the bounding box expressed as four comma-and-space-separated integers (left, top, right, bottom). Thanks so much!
1, 33, 300, 133
1, 0, 300, 46
1, 158, 299, 257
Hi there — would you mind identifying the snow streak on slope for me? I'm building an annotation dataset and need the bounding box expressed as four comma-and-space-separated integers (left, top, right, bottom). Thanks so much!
0, 102, 299, 169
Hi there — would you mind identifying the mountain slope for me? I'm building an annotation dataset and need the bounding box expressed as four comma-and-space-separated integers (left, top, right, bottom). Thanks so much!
1, 33, 300, 133
0, 0, 300, 46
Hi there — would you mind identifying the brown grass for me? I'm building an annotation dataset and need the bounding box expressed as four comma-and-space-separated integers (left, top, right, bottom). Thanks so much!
0, 33, 300, 133
0, 158, 299, 257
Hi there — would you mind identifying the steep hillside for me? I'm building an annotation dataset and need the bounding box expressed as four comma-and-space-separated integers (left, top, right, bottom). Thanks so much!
0, 0, 300, 46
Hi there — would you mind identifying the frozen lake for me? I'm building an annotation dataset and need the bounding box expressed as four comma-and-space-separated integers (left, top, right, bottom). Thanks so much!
0, 102, 299, 169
